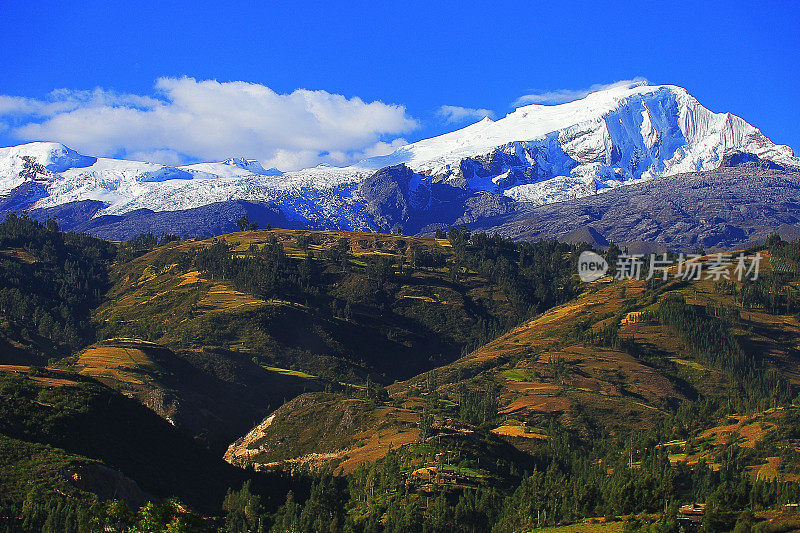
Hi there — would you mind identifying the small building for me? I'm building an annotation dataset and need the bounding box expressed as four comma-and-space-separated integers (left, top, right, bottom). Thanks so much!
622, 311, 643, 324
678, 503, 705, 516
677, 503, 705, 526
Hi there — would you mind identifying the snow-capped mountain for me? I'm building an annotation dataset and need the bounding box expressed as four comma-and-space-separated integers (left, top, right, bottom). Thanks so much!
360, 82, 796, 203
0, 82, 796, 234
182, 158, 282, 178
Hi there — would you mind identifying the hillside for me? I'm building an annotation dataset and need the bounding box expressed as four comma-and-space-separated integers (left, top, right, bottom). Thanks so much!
3, 216, 800, 531
0, 213, 115, 365
64, 338, 318, 452
66, 227, 580, 454
0, 365, 280, 515
465, 165, 800, 252
90, 228, 563, 384
225, 237, 800, 530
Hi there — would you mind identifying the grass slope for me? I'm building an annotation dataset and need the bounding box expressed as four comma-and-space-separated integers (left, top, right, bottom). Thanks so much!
94, 229, 515, 383
234, 251, 800, 480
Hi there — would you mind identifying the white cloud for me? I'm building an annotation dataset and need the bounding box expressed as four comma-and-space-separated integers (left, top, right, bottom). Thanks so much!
313, 138, 408, 168
437, 105, 495, 124
127, 149, 186, 166
0, 78, 418, 171
358, 138, 409, 159
0, 96, 40, 116
0, 89, 159, 117
513, 78, 649, 107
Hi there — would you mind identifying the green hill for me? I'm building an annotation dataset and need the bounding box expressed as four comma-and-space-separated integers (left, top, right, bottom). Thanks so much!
228, 240, 800, 531
3, 214, 800, 531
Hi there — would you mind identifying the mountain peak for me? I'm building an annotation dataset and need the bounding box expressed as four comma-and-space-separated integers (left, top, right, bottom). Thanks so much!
0, 82, 796, 230
0, 142, 97, 173
221, 157, 281, 175
355, 83, 797, 195
223, 157, 255, 167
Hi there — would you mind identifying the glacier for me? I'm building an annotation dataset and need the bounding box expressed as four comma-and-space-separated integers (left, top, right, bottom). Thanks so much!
0, 82, 797, 232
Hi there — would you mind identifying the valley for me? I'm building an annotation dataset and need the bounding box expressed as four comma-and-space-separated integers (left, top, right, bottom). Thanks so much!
2, 213, 800, 531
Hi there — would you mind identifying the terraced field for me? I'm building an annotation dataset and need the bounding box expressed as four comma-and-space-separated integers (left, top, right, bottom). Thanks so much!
4, 217, 800, 530
75, 340, 158, 391
92, 229, 517, 384
238, 250, 800, 477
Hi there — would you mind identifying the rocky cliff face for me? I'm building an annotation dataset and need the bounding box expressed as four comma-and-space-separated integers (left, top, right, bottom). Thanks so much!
358, 164, 415, 232
357, 164, 515, 234
463, 166, 800, 252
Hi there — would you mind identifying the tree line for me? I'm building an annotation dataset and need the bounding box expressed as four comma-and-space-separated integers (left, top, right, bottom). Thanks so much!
0, 214, 115, 353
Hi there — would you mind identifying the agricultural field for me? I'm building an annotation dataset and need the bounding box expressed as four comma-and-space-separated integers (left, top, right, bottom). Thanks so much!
4, 216, 800, 532
525, 521, 624, 533
240, 245, 800, 495
92, 229, 519, 384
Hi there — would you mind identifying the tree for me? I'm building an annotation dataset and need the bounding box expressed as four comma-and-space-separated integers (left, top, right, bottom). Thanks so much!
222, 481, 262, 532
271, 491, 301, 532
733, 509, 755, 533
45, 219, 59, 233
418, 403, 434, 442
237, 215, 250, 232
136, 501, 172, 531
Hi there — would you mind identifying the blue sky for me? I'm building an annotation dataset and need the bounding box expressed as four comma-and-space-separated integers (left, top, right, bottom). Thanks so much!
0, 0, 797, 169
